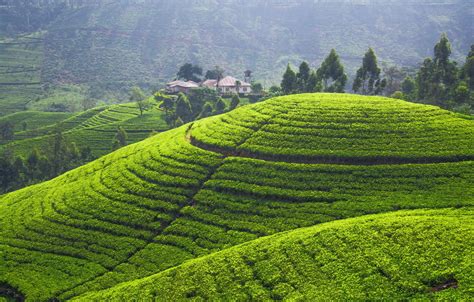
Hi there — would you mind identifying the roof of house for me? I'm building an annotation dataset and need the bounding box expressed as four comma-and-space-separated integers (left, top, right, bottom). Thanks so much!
202, 79, 218, 88
202, 76, 251, 88
218, 76, 251, 87
167, 80, 199, 88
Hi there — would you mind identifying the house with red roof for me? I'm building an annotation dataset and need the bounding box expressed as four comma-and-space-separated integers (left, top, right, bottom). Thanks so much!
166, 76, 252, 95
202, 76, 252, 95
165, 80, 199, 94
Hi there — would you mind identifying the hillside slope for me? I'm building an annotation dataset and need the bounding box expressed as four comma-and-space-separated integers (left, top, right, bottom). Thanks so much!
0, 101, 168, 158
0, 94, 473, 301
75, 208, 474, 301
1, 0, 472, 103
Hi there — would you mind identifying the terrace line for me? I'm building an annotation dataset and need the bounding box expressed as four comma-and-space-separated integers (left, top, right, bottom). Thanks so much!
187, 127, 474, 166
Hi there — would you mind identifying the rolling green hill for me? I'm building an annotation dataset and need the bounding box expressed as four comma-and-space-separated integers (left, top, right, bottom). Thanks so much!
0, 94, 473, 301
74, 208, 474, 301
0, 100, 168, 158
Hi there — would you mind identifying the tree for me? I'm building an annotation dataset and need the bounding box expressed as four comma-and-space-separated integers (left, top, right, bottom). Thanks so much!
383, 65, 406, 95
215, 98, 226, 114
178, 63, 203, 82
205, 66, 224, 80
453, 81, 470, 104
390, 91, 405, 100
296, 61, 310, 92
353, 48, 386, 95
416, 34, 459, 105
129, 86, 149, 115
317, 49, 347, 93
306, 71, 321, 93
230, 94, 240, 110
281, 64, 297, 95
197, 102, 213, 119
52, 129, 68, 175
269, 85, 282, 95
401, 76, 417, 100
251, 82, 263, 94
460, 44, 474, 90
112, 127, 128, 150
175, 93, 193, 123
156, 92, 174, 114
188, 88, 218, 119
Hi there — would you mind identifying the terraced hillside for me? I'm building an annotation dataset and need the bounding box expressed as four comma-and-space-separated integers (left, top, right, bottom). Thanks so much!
0, 32, 44, 115
0, 94, 473, 301
0, 101, 168, 158
75, 208, 474, 301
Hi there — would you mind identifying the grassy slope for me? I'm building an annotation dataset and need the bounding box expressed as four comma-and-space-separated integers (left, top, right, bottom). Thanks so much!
0, 33, 43, 115
0, 111, 71, 132
0, 94, 472, 301
0, 100, 168, 158
74, 208, 474, 301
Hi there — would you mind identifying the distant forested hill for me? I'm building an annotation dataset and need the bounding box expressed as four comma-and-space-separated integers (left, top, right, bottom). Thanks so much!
1, 0, 473, 98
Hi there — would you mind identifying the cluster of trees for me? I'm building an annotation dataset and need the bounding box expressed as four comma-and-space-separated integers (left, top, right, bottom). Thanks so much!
279, 35, 473, 113
280, 49, 348, 95
156, 89, 240, 127
410, 35, 473, 111
0, 130, 93, 193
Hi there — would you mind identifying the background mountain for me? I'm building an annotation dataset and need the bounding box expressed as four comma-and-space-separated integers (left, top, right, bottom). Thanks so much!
0, 0, 473, 109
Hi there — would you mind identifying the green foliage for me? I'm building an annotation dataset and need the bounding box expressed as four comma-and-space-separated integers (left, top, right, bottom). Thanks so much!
281, 64, 297, 95
296, 61, 310, 92
177, 63, 202, 82
205, 66, 224, 80
112, 127, 127, 151
250, 82, 263, 94
74, 209, 474, 301
401, 76, 417, 100
129, 86, 150, 116
390, 91, 405, 100
0, 94, 472, 301
215, 98, 226, 114
175, 93, 193, 123
416, 34, 459, 107
229, 94, 240, 111
317, 49, 347, 93
192, 94, 474, 163
353, 48, 386, 95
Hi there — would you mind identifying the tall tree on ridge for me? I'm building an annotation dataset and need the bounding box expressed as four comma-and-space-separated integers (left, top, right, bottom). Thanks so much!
317, 49, 347, 93
281, 64, 297, 95
353, 48, 386, 95
416, 34, 458, 104
296, 61, 311, 92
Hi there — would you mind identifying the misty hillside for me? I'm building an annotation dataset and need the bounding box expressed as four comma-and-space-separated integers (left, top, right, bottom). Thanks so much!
1, 0, 472, 95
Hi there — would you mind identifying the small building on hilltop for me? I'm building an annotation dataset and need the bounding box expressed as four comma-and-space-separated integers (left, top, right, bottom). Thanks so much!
167, 76, 252, 95
166, 80, 199, 94
202, 76, 252, 95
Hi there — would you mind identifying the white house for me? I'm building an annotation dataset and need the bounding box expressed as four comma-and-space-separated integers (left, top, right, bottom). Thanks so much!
202, 76, 252, 95
166, 76, 252, 95
165, 80, 199, 94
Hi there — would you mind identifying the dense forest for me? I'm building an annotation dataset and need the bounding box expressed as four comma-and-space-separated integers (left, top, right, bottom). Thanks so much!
1, 0, 472, 104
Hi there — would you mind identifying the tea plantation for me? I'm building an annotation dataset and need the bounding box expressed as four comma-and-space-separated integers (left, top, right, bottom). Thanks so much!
0, 101, 168, 158
0, 94, 472, 301
74, 208, 474, 301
